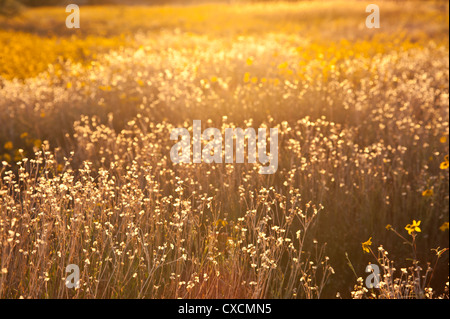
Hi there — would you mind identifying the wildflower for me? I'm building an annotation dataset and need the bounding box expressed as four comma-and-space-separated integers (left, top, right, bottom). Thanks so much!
20, 132, 28, 139
246, 57, 253, 66
210, 76, 218, 83
440, 136, 447, 143
99, 85, 112, 91
4, 141, 13, 150
215, 219, 228, 227
422, 189, 434, 197
440, 156, 449, 170
362, 237, 372, 253
439, 222, 449, 232
14, 151, 22, 161
278, 61, 288, 69
385, 224, 392, 231
243, 72, 251, 83
405, 220, 421, 235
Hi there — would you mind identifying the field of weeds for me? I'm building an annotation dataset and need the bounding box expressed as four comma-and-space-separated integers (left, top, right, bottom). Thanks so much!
0, 1, 448, 299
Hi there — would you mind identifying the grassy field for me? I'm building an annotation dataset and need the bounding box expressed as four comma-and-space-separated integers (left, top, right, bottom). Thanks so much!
0, 1, 449, 299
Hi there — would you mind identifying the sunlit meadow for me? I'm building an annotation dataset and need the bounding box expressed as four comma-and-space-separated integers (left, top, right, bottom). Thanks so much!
0, 0, 449, 299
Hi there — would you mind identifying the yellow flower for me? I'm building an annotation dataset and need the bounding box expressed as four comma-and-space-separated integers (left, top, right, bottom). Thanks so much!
20, 132, 28, 139
440, 156, 449, 170
278, 61, 288, 69
405, 220, 421, 235
422, 189, 434, 197
210, 76, 218, 83
40, 112, 46, 118
14, 150, 23, 161
439, 222, 449, 232
215, 219, 228, 227
3, 141, 13, 150
362, 237, 372, 253
66, 82, 72, 89
99, 85, 112, 91
440, 136, 447, 143
243, 72, 250, 83
34, 139, 42, 148
251, 76, 258, 84
385, 224, 392, 231
246, 57, 253, 66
